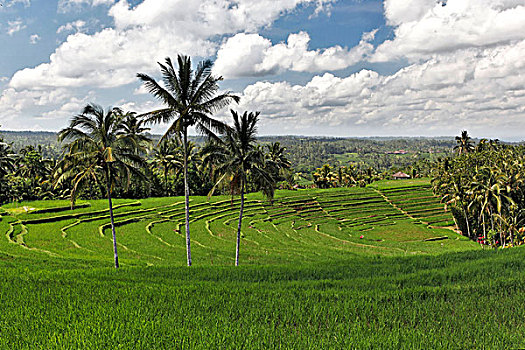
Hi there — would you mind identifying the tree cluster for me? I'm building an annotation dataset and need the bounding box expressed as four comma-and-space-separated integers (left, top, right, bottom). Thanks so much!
433, 132, 525, 247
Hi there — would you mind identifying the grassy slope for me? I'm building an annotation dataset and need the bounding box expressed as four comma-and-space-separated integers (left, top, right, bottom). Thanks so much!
1, 249, 524, 349
1, 181, 523, 348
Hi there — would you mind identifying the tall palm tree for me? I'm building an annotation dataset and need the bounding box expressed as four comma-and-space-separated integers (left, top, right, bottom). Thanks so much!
454, 130, 475, 155
137, 55, 239, 266
203, 110, 274, 266
56, 103, 146, 268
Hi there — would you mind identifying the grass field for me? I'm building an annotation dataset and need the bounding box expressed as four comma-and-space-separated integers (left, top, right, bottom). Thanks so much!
1, 179, 523, 348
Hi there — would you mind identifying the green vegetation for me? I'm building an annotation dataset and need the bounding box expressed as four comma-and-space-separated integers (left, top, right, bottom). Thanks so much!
1, 181, 475, 265
2, 248, 525, 349
258, 136, 457, 175
433, 140, 525, 248
2, 183, 525, 348
1, 51, 524, 347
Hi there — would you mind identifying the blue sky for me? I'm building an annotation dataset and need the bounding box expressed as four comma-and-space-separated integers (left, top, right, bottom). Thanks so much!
0, 0, 524, 140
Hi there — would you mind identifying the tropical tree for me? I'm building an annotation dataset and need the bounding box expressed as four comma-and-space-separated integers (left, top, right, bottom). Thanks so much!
137, 54, 239, 266
265, 142, 291, 173
454, 130, 475, 155
56, 103, 147, 268
17, 146, 53, 187
313, 164, 338, 188
0, 138, 16, 204
151, 139, 183, 196
0, 140, 16, 178
203, 110, 274, 266
264, 142, 292, 186
119, 112, 152, 154
432, 145, 525, 248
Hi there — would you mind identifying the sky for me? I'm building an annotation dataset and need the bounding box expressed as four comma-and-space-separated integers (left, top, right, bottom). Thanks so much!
0, 0, 524, 140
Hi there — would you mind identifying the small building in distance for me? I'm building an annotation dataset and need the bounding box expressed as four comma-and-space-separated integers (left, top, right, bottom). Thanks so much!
386, 150, 408, 154
392, 171, 411, 180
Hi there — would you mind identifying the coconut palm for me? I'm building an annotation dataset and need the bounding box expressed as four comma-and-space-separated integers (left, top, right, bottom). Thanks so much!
265, 142, 291, 185
203, 110, 274, 266
137, 55, 239, 266
119, 112, 152, 154
265, 142, 291, 172
454, 130, 475, 155
56, 103, 147, 268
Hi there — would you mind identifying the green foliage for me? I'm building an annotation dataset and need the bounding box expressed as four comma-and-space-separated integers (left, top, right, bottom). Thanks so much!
257, 136, 456, 175
432, 141, 525, 247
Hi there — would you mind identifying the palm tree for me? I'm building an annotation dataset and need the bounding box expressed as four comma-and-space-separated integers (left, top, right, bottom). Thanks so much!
265, 142, 291, 171
265, 142, 291, 184
313, 164, 337, 189
119, 112, 152, 154
151, 139, 183, 196
203, 110, 274, 266
137, 55, 239, 266
454, 130, 475, 155
0, 141, 16, 177
56, 103, 147, 268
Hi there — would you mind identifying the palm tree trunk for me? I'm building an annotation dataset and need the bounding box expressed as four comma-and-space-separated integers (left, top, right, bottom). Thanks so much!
183, 127, 192, 267
105, 169, 119, 269
235, 180, 245, 267
482, 213, 486, 245
164, 168, 169, 197
463, 207, 471, 238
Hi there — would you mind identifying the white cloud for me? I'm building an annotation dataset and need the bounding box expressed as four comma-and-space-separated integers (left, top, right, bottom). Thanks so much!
39, 94, 92, 120
214, 31, 375, 78
10, 0, 333, 90
2, 0, 334, 131
29, 34, 40, 44
373, 0, 525, 62
57, 20, 86, 34
7, 19, 26, 36
58, 0, 114, 12
4, 0, 524, 138
237, 39, 525, 138
0, 87, 75, 127
109, 0, 333, 33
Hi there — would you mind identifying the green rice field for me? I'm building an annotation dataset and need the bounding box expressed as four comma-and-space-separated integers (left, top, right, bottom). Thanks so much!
1, 179, 523, 349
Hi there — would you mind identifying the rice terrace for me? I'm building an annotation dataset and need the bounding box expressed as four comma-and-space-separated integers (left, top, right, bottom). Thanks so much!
2, 0, 525, 348
2, 179, 525, 348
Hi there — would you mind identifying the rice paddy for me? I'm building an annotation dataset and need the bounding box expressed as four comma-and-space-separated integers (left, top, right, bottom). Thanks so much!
1, 179, 523, 348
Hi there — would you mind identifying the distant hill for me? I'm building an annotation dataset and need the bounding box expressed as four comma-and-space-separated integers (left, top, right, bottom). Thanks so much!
4, 131, 516, 174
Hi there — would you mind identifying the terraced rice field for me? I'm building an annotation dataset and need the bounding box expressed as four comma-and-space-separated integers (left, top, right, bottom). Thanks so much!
0, 181, 475, 266
6, 180, 524, 349
372, 182, 457, 228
